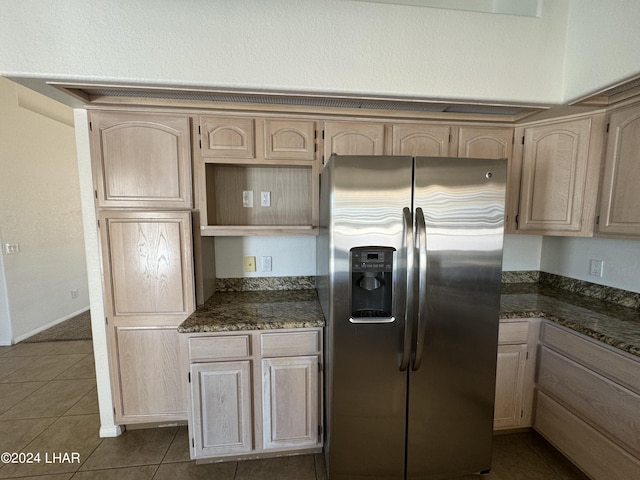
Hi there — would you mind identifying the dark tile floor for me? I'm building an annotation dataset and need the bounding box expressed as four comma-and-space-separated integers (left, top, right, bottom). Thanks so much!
0, 341, 589, 479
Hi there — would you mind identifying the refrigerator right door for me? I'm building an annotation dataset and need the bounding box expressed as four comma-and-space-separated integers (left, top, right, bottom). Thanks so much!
407, 157, 506, 480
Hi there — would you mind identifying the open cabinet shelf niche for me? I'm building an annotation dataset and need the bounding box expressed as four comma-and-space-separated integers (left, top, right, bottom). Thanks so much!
201, 164, 316, 236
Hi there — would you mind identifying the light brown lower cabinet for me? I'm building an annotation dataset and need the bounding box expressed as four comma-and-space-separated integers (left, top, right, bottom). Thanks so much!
493, 319, 539, 430
187, 328, 323, 461
535, 322, 640, 479
112, 326, 188, 423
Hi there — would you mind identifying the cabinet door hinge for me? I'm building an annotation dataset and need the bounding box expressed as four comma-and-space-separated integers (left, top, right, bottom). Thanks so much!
97, 219, 100, 228
521, 409, 524, 418
448, 134, 452, 143
94, 189, 98, 199
322, 155, 325, 165
318, 362, 323, 373
596, 215, 600, 225
188, 371, 191, 383
526, 351, 529, 360
606, 123, 610, 133
192, 437, 195, 448
89, 121, 93, 132
105, 317, 108, 326
198, 125, 201, 134
318, 425, 323, 437
515, 214, 519, 226
199, 139, 202, 149
322, 130, 325, 139
521, 136, 525, 145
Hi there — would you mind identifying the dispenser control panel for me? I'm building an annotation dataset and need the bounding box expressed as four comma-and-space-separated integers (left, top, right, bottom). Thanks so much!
351, 249, 393, 273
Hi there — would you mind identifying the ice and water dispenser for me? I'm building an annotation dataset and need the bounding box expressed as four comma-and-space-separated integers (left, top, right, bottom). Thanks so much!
350, 247, 394, 322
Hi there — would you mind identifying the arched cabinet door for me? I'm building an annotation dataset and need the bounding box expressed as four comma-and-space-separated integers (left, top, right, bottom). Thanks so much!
514, 115, 603, 236
597, 104, 640, 237
392, 124, 452, 156
90, 111, 192, 208
324, 121, 385, 158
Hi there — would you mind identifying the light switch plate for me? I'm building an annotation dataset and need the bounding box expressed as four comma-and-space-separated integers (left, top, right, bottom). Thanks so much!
589, 259, 604, 277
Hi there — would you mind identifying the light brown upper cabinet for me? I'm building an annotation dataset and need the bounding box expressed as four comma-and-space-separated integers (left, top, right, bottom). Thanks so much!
200, 116, 255, 159
392, 124, 452, 156
264, 119, 317, 161
457, 127, 516, 232
324, 121, 385, 158
597, 103, 640, 237
194, 116, 319, 236
513, 114, 605, 236
90, 111, 192, 208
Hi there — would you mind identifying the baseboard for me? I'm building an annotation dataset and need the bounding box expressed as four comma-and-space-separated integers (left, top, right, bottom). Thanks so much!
13, 307, 90, 344
99, 424, 125, 438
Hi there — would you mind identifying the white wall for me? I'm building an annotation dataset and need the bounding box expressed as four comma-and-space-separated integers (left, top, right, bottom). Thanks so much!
0, 0, 569, 105
541, 236, 640, 293
214, 234, 541, 278
563, 0, 640, 103
0, 78, 89, 344
502, 234, 543, 271
215, 236, 316, 278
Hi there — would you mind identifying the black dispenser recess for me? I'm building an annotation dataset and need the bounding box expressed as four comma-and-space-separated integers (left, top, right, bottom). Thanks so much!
350, 246, 394, 321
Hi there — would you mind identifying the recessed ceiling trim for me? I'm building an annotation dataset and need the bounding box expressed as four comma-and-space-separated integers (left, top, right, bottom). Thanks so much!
49, 81, 547, 119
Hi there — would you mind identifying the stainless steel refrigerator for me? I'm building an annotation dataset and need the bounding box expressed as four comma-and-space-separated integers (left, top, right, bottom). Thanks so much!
316, 155, 506, 480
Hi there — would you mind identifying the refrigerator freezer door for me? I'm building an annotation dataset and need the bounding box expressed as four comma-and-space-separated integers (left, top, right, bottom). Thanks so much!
323, 155, 413, 480
407, 157, 506, 479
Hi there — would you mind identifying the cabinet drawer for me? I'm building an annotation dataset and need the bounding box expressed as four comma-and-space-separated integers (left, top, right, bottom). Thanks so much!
542, 322, 640, 394
538, 346, 640, 457
189, 335, 250, 361
535, 391, 640, 480
261, 330, 320, 357
498, 321, 529, 344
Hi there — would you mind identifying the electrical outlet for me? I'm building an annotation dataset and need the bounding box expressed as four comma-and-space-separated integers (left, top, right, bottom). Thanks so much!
243, 256, 256, 272
261, 191, 271, 207
261, 256, 272, 272
589, 259, 604, 277
71, 288, 79, 299
242, 191, 254, 208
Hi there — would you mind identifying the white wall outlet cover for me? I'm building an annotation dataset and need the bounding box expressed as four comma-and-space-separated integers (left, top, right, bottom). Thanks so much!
242, 191, 254, 208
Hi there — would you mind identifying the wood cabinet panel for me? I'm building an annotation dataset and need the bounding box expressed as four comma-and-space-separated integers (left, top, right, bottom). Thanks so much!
457, 127, 516, 231
457, 127, 513, 159
99, 211, 195, 325
324, 121, 385, 157
538, 346, 640, 457
264, 120, 316, 161
392, 124, 452, 156
206, 165, 312, 226
542, 322, 640, 394
261, 356, 319, 450
187, 328, 323, 461
497, 321, 529, 344
90, 111, 192, 208
260, 330, 320, 357
113, 326, 187, 423
199, 116, 255, 159
494, 344, 527, 430
190, 335, 251, 362
190, 361, 253, 457
515, 115, 604, 236
597, 104, 640, 237
535, 391, 640, 480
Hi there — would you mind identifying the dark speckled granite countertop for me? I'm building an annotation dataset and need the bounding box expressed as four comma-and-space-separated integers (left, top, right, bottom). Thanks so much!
178, 283, 640, 359
178, 289, 325, 333
500, 283, 640, 358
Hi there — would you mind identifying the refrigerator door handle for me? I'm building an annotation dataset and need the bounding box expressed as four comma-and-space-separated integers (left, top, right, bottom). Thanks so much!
399, 206, 414, 371
412, 207, 428, 371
